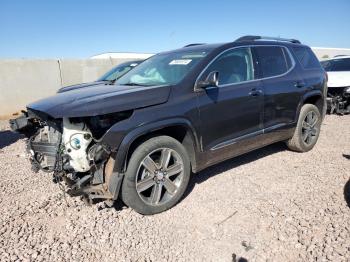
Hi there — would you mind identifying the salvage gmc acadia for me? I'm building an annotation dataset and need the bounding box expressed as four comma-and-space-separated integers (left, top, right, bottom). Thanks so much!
10, 36, 327, 215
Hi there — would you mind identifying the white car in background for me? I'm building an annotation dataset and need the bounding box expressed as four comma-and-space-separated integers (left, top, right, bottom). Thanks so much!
321, 56, 350, 114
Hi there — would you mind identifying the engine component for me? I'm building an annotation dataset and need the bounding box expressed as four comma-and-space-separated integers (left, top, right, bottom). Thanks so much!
28, 125, 61, 172
344, 86, 350, 97
9, 113, 29, 131
327, 86, 350, 114
70, 110, 133, 139
10, 112, 117, 203
62, 118, 93, 172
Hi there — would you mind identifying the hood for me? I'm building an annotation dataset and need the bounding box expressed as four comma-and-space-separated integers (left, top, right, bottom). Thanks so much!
57, 81, 110, 93
327, 72, 350, 88
28, 84, 171, 118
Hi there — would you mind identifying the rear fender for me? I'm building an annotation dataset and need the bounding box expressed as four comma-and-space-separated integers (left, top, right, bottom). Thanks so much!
295, 90, 324, 122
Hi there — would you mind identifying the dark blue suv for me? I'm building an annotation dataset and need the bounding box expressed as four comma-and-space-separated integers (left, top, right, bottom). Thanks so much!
11, 36, 327, 214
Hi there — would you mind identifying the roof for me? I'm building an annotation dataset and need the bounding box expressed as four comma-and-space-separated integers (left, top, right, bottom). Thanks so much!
235, 35, 301, 44
180, 40, 302, 52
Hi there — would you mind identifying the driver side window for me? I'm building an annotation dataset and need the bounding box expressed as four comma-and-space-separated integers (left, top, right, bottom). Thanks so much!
205, 47, 254, 86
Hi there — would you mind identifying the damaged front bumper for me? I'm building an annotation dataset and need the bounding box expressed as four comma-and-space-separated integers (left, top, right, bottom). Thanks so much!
10, 111, 125, 205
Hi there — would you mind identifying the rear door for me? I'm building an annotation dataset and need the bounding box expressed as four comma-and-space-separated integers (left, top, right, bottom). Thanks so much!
254, 46, 301, 128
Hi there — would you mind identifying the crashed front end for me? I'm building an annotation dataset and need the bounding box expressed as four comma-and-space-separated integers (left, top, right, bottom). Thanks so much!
9, 83, 170, 205
327, 86, 350, 115
10, 109, 130, 204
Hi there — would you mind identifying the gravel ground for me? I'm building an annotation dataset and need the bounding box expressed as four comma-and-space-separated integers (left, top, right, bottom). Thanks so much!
0, 115, 349, 262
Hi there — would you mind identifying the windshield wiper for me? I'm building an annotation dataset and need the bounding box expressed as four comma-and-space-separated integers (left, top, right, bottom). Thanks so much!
123, 82, 149, 86
99, 79, 116, 85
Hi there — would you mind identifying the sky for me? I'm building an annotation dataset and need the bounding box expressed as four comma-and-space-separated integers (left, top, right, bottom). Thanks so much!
0, 0, 349, 58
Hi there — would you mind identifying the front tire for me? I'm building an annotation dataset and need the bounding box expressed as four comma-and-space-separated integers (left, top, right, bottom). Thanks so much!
121, 136, 191, 215
287, 104, 322, 152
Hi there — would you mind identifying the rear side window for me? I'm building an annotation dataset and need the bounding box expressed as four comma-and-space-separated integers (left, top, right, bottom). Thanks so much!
255, 46, 291, 78
292, 46, 321, 69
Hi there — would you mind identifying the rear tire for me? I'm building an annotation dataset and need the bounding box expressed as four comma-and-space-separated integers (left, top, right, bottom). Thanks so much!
287, 104, 322, 152
121, 136, 191, 215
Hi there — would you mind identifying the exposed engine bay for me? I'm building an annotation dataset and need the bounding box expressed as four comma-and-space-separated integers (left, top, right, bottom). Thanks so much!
8, 82, 170, 206
327, 86, 350, 115
10, 109, 131, 204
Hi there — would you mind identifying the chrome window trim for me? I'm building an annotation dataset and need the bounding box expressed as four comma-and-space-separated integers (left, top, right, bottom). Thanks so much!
194, 45, 296, 90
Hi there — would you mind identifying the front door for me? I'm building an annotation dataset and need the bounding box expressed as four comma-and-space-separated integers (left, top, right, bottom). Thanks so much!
196, 47, 264, 156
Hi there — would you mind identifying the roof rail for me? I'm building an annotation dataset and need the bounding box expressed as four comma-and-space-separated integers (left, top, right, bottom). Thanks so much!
235, 35, 301, 44
183, 43, 205, 48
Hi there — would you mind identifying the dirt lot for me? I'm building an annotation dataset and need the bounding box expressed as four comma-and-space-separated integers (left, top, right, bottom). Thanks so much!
0, 115, 349, 262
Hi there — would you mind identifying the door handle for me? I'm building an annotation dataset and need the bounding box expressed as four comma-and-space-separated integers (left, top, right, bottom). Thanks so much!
294, 81, 305, 88
249, 89, 263, 97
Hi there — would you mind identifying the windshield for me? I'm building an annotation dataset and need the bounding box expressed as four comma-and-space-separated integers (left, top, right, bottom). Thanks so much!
116, 49, 209, 86
321, 58, 350, 72
98, 62, 141, 81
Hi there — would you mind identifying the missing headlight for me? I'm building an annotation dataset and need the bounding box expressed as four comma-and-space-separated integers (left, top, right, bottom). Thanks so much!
70, 110, 133, 139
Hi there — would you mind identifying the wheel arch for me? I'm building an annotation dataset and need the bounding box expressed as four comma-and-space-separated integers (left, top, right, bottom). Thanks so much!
296, 91, 324, 122
113, 118, 200, 173
304, 94, 324, 113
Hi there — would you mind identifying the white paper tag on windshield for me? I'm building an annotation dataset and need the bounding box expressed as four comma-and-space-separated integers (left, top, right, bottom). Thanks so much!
169, 59, 192, 65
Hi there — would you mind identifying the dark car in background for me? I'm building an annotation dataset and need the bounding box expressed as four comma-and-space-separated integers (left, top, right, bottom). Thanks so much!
57, 60, 143, 93
10, 36, 327, 215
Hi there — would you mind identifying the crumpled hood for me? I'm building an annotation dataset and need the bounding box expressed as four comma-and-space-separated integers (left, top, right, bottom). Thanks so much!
28, 84, 171, 118
327, 72, 350, 88
57, 81, 109, 93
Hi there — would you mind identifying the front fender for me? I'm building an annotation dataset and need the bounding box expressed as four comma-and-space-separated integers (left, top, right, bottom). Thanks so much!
104, 117, 200, 173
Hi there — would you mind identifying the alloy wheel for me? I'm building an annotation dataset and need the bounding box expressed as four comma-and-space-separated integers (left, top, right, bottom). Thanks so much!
301, 111, 319, 146
135, 148, 184, 206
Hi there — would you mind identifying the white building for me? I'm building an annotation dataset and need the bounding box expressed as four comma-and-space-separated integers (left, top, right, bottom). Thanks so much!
311, 47, 350, 60
91, 47, 350, 62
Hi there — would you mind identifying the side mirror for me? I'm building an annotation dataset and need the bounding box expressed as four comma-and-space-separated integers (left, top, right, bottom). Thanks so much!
197, 71, 219, 89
